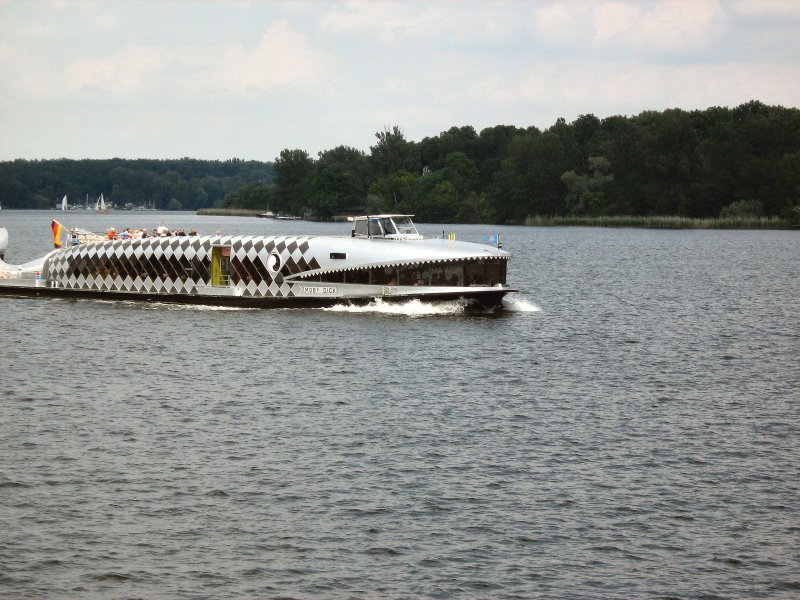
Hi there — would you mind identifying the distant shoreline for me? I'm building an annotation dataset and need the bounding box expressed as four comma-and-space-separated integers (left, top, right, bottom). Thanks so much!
3, 207, 795, 230
194, 209, 797, 229
524, 215, 795, 230
196, 208, 264, 217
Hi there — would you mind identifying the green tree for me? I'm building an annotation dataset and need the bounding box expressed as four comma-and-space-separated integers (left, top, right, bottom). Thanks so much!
442, 151, 478, 203
719, 199, 764, 218
221, 182, 274, 210
411, 173, 458, 222
273, 149, 313, 216
636, 109, 699, 215
474, 125, 525, 190
307, 145, 369, 219
369, 126, 420, 177
562, 156, 614, 215
368, 169, 418, 212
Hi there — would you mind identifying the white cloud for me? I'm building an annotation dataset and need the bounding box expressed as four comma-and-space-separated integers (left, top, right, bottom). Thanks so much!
593, 1, 640, 43
592, 0, 727, 54
319, 0, 522, 45
56, 20, 328, 98
470, 60, 800, 121
94, 12, 120, 31
532, 2, 586, 46
731, 0, 800, 18
63, 45, 171, 95
383, 77, 418, 96
198, 20, 330, 94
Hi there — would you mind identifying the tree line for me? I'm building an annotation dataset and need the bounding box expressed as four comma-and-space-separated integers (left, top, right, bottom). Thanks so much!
3, 101, 799, 223
0, 157, 274, 211
224, 100, 800, 223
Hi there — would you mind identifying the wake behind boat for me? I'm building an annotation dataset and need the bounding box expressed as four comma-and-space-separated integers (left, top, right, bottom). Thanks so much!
0, 215, 515, 309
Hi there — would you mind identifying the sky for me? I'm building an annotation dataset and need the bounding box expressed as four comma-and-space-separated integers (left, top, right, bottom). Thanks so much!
1, 0, 799, 162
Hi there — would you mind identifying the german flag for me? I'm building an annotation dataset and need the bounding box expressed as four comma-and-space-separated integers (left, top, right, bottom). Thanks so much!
51, 219, 64, 248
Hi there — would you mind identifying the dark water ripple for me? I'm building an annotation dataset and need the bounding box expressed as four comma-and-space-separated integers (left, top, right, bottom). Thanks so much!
1, 213, 799, 598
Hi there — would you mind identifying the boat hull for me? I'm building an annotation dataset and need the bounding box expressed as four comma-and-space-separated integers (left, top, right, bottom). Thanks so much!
0, 280, 511, 309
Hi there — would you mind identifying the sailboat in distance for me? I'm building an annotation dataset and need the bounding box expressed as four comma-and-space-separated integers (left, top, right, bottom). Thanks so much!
94, 193, 109, 214
61, 195, 68, 211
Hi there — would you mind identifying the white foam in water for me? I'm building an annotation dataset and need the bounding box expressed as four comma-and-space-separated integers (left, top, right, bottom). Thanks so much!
156, 304, 255, 312
133, 301, 255, 312
324, 298, 469, 317
502, 296, 542, 312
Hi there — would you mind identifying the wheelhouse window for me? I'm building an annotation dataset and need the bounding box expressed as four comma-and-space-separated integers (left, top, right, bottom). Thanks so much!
353, 218, 387, 236
352, 215, 420, 238
354, 220, 368, 237
368, 219, 384, 236
391, 216, 418, 236
381, 219, 397, 234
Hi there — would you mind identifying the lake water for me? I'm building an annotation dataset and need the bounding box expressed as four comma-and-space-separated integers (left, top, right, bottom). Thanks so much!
1, 210, 798, 598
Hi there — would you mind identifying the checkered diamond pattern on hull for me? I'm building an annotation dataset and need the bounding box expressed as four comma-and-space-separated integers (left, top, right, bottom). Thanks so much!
42, 235, 317, 299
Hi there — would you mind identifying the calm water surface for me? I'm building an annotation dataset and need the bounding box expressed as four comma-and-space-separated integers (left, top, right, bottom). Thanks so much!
1, 211, 798, 598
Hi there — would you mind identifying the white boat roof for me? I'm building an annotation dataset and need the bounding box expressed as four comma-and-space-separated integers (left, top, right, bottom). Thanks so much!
352, 214, 414, 219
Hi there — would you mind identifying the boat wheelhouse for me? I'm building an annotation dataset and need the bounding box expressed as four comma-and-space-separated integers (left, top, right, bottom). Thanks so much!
0, 216, 515, 309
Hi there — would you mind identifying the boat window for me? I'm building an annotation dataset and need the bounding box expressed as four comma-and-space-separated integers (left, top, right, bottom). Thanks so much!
430, 264, 462, 287
399, 265, 428, 286
347, 269, 369, 284
464, 261, 484, 286
354, 220, 368, 236
371, 266, 397, 285
320, 271, 345, 283
486, 260, 507, 286
368, 219, 384, 236
381, 218, 397, 234
391, 217, 418, 235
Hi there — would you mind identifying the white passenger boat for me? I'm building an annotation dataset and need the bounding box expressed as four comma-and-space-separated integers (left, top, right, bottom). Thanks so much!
0, 215, 515, 309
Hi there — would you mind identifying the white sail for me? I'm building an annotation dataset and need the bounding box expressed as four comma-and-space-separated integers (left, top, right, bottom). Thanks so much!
61, 195, 68, 211
95, 193, 108, 214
